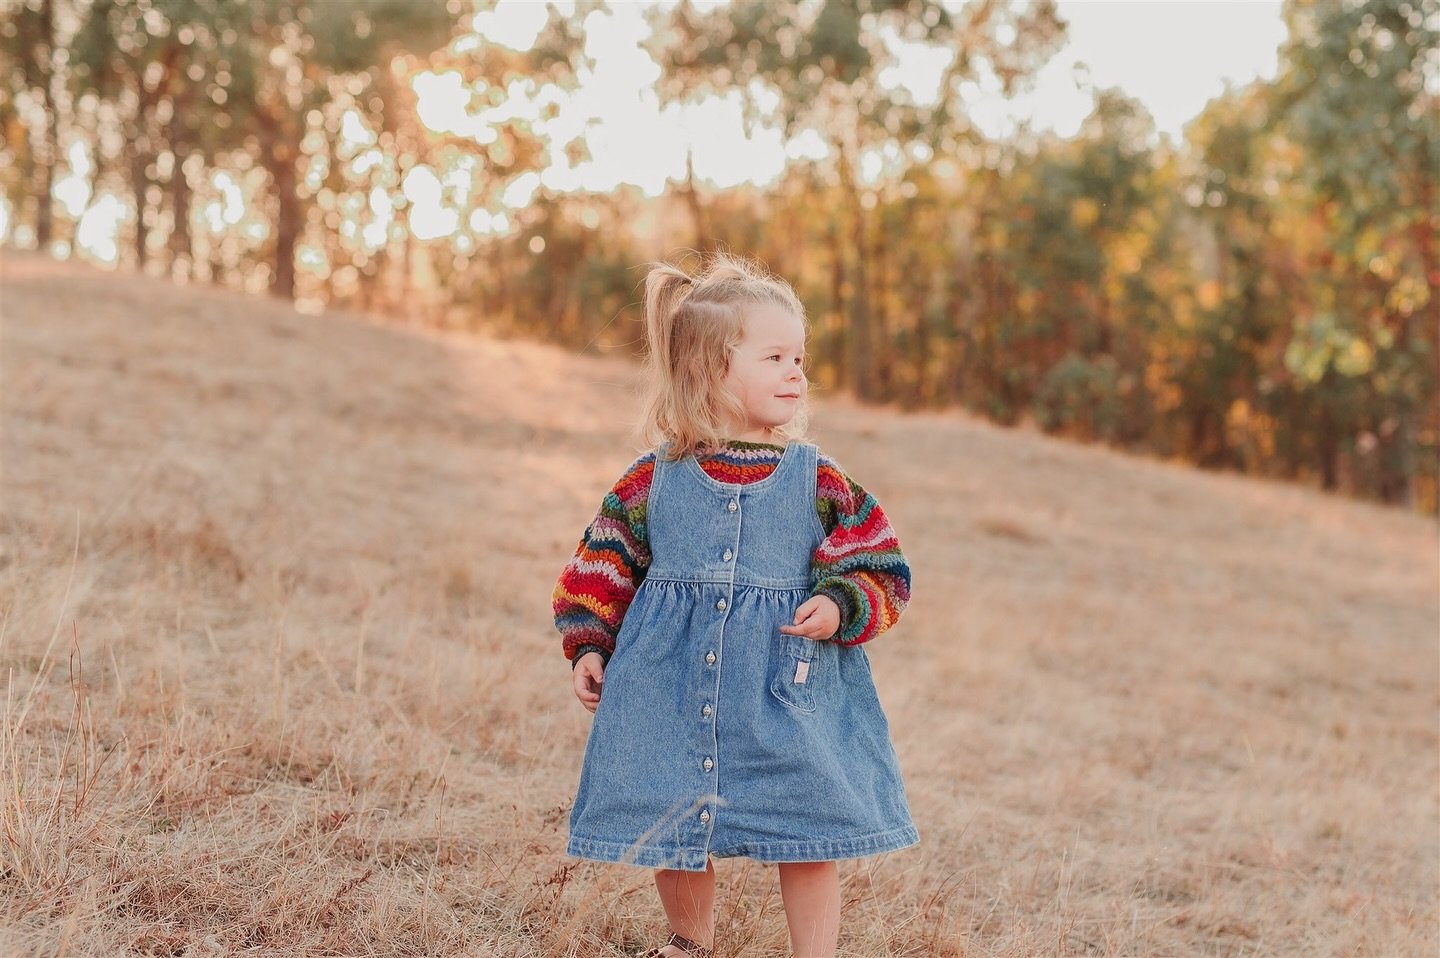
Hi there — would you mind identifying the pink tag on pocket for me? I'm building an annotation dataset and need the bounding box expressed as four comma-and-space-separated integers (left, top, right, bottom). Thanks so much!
794, 661, 810, 684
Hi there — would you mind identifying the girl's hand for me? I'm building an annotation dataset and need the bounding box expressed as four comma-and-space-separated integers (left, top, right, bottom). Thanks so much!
573, 652, 605, 712
779, 595, 841, 641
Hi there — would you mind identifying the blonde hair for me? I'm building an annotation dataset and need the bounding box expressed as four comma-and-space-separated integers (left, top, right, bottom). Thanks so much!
637, 251, 810, 461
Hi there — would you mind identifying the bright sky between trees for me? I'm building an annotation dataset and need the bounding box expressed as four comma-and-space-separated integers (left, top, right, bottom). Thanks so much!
37, 0, 1289, 261
453, 0, 1288, 198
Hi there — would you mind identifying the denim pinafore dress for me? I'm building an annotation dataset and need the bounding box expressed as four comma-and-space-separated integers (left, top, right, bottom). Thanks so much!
567, 440, 919, 872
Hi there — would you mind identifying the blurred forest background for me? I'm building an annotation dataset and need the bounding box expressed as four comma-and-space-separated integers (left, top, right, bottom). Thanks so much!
2, 0, 1436, 513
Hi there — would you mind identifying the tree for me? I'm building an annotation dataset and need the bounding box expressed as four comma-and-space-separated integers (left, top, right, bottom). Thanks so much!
1269, 0, 1438, 503
1, 0, 61, 249
647, 0, 1065, 401
1180, 83, 1292, 476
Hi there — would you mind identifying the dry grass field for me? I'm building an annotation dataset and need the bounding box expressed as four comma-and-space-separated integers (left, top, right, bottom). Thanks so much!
1, 250, 1436, 957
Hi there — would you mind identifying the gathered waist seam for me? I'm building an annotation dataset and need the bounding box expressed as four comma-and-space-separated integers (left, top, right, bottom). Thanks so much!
645, 574, 812, 591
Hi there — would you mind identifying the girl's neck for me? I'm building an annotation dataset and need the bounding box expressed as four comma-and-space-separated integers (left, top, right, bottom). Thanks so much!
725, 425, 783, 445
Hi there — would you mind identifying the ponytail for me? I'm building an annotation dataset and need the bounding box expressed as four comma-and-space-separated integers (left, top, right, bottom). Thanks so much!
635, 252, 810, 459
642, 264, 694, 383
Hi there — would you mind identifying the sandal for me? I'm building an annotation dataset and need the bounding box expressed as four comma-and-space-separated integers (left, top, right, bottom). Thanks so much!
639, 931, 714, 958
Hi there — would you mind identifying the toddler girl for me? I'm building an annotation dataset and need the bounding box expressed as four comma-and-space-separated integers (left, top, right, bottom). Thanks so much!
552, 252, 917, 958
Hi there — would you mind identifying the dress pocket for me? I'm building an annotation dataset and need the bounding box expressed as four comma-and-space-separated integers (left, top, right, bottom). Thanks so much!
769, 633, 820, 713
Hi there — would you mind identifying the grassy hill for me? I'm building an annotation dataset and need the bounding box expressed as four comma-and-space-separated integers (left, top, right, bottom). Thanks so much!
2, 251, 1435, 956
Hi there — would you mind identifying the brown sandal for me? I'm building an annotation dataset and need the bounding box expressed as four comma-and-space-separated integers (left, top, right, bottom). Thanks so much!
639, 932, 714, 958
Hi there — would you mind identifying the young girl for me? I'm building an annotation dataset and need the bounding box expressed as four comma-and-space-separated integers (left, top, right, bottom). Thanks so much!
552, 253, 917, 958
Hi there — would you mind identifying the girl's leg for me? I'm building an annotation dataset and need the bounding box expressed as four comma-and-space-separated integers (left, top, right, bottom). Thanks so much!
654, 857, 715, 955
777, 860, 840, 958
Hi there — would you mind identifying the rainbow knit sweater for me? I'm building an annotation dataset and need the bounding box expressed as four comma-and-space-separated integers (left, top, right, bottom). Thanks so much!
553, 439, 912, 665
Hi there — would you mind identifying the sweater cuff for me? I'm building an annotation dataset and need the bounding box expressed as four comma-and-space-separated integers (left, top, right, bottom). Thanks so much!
571, 644, 611, 668
814, 583, 858, 642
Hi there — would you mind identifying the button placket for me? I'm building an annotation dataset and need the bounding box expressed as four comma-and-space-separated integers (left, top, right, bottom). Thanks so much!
697, 490, 734, 843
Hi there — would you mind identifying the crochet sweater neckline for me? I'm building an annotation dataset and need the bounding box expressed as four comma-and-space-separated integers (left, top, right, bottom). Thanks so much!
698, 438, 788, 454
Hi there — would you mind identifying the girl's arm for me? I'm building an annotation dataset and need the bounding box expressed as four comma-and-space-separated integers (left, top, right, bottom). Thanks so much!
810, 454, 912, 646
552, 452, 656, 666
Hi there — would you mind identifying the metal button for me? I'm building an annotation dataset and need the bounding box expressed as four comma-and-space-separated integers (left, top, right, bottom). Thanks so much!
716, 598, 727, 611
703, 757, 714, 772
723, 548, 733, 561
699, 810, 711, 823
705, 651, 716, 665
727, 499, 737, 512
701, 704, 713, 717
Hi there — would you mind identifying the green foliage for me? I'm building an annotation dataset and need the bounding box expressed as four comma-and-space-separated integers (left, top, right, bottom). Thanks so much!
1284, 312, 1378, 383
1033, 352, 1125, 439
1265, 0, 1437, 503
1272, 0, 1436, 235
4, 0, 1434, 510
304, 0, 457, 75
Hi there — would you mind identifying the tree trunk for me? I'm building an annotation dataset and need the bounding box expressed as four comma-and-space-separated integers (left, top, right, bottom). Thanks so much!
130, 149, 150, 271
268, 133, 300, 301
1315, 377, 1340, 491
872, 210, 892, 401
1376, 407, 1417, 507
826, 217, 846, 387
34, 0, 57, 252
255, 84, 304, 301
169, 153, 193, 278
168, 84, 196, 277
943, 209, 974, 408
365, 246, 388, 314
35, 120, 55, 252
913, 274, 933, 407
841, 175, 873, 400
1415, 132, 1439, 391
400, 223, 413, 321
682, 150, 709, 252
125, 58, 162, 273
1394, 141, 1436, 510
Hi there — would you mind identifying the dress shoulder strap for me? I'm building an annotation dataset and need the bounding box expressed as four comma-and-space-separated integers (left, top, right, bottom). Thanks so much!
794, 440, 819, 496
650, 440, 679, 500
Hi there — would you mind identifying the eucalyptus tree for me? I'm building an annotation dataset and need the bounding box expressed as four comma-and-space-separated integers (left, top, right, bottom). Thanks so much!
67, 0, 461, 296
66, 0, 231, 271
645, 0, 1066, 400
235, 0, 463, 300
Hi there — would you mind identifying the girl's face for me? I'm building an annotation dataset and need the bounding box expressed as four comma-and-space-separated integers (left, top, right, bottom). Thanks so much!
721, 302, 807, 443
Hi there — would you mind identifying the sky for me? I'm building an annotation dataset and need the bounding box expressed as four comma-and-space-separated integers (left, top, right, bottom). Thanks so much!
22, 0, 1291, 261
1024, 1, 1289, 141
444, 0, 1291, 198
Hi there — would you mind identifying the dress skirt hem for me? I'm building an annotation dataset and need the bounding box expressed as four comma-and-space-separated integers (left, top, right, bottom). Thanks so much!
567, 824, 920, 872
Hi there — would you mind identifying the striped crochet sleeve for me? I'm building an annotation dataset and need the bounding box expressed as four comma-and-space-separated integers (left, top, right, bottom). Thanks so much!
810, 453, 912, 646
553, 452, 655, 663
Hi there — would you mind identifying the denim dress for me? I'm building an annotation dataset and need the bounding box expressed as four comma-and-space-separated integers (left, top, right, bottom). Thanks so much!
567, 440, 920, 871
